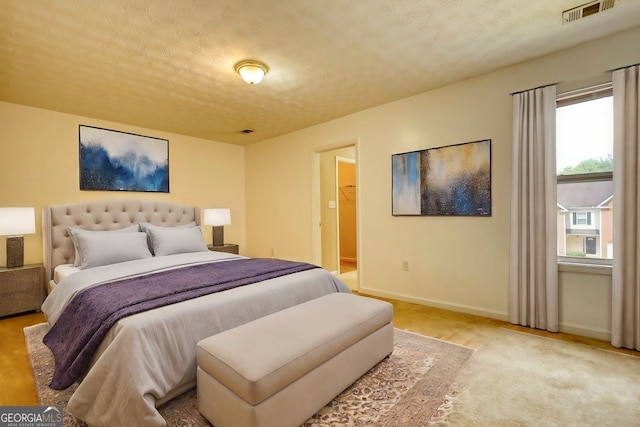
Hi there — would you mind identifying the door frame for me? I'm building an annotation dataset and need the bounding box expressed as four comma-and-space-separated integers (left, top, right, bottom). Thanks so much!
311, 140, 359, 290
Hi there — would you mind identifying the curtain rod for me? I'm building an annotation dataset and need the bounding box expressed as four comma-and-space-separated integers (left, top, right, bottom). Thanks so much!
608, 62, 640, 72
509, 82, 561, 96
509, 61, 640, 95
557, 81, 612, 101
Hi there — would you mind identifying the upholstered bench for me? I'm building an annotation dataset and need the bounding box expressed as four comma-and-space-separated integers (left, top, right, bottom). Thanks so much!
196, 292, 393, 427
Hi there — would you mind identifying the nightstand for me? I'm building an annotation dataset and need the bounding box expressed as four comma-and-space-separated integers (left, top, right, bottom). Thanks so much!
207, 244, 239, 255
0, 264, 44, 317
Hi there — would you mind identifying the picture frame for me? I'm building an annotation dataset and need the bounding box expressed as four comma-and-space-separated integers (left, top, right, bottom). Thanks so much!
79, 125, 169, 193
392, 139, 491, 216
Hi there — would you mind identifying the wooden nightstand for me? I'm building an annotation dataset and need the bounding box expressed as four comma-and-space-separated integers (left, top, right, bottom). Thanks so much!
207, 244, 239, 255
0, 264, 44, 317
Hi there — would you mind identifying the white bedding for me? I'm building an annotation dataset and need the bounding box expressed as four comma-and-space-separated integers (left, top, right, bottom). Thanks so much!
52, 264, 79, 284
43, 251, 241, 325
41, 252, 350, 427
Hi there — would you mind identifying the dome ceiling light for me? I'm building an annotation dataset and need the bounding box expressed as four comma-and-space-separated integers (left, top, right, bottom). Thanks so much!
234, 60, 268, 84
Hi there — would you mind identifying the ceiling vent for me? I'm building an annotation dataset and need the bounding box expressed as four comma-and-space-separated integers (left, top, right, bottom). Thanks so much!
563, 0, 615, 24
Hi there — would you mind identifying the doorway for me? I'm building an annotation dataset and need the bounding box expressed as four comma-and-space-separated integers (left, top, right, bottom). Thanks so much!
336, 157, 357, 275
315, 145, 358, 291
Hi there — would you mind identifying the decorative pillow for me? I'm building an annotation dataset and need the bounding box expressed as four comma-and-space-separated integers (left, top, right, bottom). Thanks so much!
68, 225, 140, 267
145, 226, 208, 257
74, 232, 152, 269
139, 222, 197, 254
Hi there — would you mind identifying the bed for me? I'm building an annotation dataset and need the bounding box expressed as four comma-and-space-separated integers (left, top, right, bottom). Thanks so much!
40, 199, 350, 427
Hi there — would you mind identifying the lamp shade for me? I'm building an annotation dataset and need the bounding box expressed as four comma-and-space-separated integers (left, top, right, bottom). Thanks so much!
0, 207, 36, 236
204, 209, 231, 226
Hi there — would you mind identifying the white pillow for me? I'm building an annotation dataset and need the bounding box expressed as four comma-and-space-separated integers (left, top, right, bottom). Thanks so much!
74, 232, 152, 269
68, 225, 140, 267
139, 222, 197, 254
145, 226, 208, 257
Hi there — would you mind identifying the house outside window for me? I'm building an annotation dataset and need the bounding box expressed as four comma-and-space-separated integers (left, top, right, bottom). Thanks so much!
556, 84, 613, 263
557, 181, 612, 259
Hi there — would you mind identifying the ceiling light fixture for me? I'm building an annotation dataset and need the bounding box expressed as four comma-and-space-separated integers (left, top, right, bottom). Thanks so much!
234, 60, 268, 85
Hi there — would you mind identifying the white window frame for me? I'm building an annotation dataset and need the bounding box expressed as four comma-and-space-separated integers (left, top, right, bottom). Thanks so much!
556, 83, 613, 268
573, 211, 589, 225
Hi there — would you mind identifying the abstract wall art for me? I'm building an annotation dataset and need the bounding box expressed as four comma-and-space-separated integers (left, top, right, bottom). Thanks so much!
79, 125, 169, 193
392, 139, 491, 216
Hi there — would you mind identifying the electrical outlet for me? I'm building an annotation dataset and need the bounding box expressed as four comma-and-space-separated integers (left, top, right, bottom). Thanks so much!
402, 261, 409, 271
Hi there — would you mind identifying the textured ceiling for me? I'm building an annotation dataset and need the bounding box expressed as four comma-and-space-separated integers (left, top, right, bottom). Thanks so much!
2, 0, 640, 145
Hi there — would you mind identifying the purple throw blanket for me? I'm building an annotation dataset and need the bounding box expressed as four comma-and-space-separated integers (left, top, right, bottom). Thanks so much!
43, 258, 318, 390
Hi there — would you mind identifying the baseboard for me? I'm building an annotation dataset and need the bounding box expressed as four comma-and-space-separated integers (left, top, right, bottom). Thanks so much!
558, 322, 611, 342
358, 287, 508, 322
358, 287, 613, 342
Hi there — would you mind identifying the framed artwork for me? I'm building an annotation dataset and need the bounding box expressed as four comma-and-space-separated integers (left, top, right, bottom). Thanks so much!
392, 139, 491, 216
79, 125, 169, 193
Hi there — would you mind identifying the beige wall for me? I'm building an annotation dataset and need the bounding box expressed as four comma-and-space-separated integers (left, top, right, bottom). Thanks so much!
0, 101, 246, 265
246, 28, 640, 339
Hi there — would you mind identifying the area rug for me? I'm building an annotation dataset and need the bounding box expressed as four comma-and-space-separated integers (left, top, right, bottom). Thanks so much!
24, 323, 473, 426
429, 328, 640, 426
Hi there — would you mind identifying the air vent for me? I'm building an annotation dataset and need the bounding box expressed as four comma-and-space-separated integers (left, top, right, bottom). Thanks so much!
563, 0, 615, 24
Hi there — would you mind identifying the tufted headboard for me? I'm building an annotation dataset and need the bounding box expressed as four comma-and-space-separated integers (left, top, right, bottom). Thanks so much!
42, 199, 201, 282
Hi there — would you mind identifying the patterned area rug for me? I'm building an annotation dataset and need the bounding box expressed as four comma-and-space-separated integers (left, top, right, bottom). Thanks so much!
24, 323, 473, 426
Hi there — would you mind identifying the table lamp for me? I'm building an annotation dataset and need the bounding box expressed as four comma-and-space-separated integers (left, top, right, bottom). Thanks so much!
0, 207, 36, 268
204, 209, 231, 247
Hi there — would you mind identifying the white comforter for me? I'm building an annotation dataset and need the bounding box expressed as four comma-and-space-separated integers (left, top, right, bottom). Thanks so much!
41, 252, 350, 427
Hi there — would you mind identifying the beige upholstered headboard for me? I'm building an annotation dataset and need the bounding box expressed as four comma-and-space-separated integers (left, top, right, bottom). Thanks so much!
42, 199, 201, 282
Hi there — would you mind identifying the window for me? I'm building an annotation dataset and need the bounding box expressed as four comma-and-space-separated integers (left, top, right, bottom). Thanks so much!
572, 212, 591, 226
556, 83, 613, 264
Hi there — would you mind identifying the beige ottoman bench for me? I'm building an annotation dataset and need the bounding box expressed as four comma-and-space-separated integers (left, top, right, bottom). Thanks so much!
196, 292, 393, 427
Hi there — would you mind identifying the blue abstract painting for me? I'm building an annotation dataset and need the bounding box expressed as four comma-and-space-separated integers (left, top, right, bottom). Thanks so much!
79, 126, 169, 192
392, 139, 491, 216
392, 152, 421, 215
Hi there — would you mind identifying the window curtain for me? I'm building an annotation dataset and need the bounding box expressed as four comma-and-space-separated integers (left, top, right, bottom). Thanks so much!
509, 85, 559, 332
612, 65, 640, 350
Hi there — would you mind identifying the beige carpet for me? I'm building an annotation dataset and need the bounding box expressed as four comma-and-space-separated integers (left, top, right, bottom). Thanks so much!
430, 329, 640, 426
338, 269, 358, 291
24, 324, 472, 426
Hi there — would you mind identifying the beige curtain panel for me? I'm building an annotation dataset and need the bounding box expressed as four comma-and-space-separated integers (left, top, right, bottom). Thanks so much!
612, 65, 640, 350
509, 85, 559, 332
